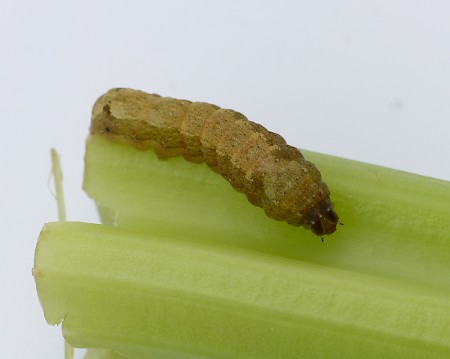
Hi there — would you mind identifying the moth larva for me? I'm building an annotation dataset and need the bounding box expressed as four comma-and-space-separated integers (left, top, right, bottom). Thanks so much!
90, 88, 339, 236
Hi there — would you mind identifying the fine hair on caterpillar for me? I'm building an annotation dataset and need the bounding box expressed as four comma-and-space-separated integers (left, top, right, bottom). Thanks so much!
90, 88, 339, 236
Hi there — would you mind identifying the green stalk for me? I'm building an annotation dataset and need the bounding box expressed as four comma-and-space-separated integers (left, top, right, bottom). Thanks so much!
34, 222, 450, 358
50, 148, 74, 359
34, 135, 450, 358
83, 135, 450, 291
50, 148, 67, 223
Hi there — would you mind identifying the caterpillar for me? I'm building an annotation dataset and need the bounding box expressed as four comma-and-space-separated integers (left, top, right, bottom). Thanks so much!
90, 88, 339, 236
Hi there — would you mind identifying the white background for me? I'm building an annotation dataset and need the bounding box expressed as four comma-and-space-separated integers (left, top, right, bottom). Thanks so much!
1, 1, 449, 357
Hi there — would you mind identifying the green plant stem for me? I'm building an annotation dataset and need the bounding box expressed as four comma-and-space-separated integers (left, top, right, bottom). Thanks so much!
50, 148, 67, 222
83, 135, 450, 291
34, 136, 450, 358
50, 148, 74, 359
34, 222, 450, 359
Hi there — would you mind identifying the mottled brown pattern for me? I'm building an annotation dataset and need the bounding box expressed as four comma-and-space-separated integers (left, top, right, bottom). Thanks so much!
90, 88, 339, 236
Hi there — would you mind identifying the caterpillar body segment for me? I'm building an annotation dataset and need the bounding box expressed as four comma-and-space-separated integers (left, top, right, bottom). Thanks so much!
91, 88, 339, 236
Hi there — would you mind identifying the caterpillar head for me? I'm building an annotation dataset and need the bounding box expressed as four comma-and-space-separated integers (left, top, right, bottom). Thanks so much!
303, 198, 339, 236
